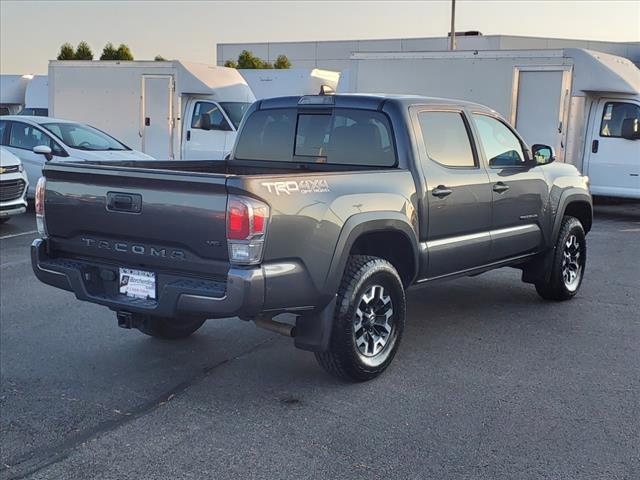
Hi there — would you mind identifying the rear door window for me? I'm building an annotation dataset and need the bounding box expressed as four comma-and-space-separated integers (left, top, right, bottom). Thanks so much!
418, 111, 476, 168
235, 108, 396, 166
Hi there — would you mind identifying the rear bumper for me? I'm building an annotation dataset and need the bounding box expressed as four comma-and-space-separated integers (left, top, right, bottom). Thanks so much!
31, 238, 264, 319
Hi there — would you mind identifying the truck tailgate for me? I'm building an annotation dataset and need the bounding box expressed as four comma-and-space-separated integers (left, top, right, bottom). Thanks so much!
43, 163, 230, 278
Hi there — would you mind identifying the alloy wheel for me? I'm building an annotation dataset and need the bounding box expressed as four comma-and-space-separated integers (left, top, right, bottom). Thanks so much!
353, 284, 394, 357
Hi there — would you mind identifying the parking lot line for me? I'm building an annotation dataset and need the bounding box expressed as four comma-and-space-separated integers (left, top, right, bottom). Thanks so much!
0, 230, 38, 240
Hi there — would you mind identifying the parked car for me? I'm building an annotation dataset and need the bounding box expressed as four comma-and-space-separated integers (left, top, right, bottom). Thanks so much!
0, 116, 154, 198
0, 147, 28, 223
31, 94, 592, 382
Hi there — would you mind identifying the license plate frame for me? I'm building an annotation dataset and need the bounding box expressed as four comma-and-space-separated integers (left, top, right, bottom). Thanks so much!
119, 267, 157, 300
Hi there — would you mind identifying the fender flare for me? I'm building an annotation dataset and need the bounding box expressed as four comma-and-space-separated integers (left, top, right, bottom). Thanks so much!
522, 190, 592, 285
551, 190, 593, 242
295, 212, 418, 353
321, 211, 419, 298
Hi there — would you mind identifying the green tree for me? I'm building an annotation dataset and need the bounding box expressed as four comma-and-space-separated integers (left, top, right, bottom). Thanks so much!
74, 41, 94, 60
274, 54, 291, 69
100, 42, 118, 60
237, 50, 268, 69
57, 43, 75, 60
223, 59, 238, 68
154, 55, 166, 61
115, 44, 134, 61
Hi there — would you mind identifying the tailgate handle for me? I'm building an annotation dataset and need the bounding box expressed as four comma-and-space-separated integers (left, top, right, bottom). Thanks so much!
107, 192, 142, 213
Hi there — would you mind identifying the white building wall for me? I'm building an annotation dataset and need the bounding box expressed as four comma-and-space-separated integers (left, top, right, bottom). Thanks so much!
217, 35, 640, 70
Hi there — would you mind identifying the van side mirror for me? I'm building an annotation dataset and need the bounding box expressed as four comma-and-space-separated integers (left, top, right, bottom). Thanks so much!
200, 113, 212, 131
531, 144, 555, 165
621, 118, 639, 140
33, 145, 53, 161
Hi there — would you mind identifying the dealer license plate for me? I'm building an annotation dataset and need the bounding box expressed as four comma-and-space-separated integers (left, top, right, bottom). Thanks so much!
119, 268, 156, 300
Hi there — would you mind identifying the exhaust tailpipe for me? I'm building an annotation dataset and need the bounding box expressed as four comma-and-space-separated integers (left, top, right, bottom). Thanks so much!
254, 317, 295, 337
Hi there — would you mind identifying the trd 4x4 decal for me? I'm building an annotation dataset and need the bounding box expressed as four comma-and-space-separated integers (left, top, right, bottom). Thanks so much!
261, 179, 330, 195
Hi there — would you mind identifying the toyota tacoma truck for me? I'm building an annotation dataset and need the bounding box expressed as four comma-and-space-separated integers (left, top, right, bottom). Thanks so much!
31, 94, 592, 382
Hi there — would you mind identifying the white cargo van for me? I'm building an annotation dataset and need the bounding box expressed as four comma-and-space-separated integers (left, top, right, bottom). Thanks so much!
343, 48, 640, 199
48, 61, 256, 160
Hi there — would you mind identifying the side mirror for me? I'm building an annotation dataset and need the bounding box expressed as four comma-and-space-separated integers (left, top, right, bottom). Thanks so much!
200, 113, 212, 131
33, 145, 53, 161
621, 118, 640, 140
531, 144, 555, 165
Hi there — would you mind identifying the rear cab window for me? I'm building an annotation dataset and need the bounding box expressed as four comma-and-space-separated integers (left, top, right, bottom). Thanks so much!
234, 107, 397, 167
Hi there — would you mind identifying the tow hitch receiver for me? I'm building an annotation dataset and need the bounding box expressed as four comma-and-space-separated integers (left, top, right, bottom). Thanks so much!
117, 311, 139, 329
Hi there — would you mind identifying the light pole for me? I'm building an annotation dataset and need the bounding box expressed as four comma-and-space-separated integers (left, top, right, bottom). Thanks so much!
449, 0, 456, 50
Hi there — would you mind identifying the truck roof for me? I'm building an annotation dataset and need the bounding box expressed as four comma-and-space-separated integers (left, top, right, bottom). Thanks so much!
259, 93, 497, 114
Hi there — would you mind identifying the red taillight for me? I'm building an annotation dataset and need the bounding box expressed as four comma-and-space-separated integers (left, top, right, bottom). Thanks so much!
253, 211, 265, 233
227, 199, 250, 240
226, 195, 269, 265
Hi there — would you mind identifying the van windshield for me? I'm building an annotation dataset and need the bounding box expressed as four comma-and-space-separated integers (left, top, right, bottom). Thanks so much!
220, 102, 252, 129
234, 108, 397, 167
41, 123, 129, 151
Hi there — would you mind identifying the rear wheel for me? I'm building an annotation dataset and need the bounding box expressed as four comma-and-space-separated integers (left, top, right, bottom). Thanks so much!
315, 255, 406, 382
535, 216, 586, 301
136, 315, 205, 339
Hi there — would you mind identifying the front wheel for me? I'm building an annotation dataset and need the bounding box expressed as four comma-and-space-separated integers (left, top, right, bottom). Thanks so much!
535, 216, 586, 301
135, 315, 206, 339
315, 255, 406, 382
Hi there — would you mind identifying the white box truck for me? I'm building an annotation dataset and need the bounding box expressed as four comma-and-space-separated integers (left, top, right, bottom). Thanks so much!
238, 68, 340, 99
343, 48, 640, 199
49, 60, 256, 160
22, 75, 49, 116
0, 75, 29, 115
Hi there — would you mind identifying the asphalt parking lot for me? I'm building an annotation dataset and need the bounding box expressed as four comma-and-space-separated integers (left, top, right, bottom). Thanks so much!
1, 201, 639, 480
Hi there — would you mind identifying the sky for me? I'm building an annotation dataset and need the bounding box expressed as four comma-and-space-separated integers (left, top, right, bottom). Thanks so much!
1, 0, 639, 74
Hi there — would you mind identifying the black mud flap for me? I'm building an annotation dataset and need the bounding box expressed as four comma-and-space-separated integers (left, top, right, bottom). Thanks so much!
294, 296, 337, 352
521, 249, 555, 285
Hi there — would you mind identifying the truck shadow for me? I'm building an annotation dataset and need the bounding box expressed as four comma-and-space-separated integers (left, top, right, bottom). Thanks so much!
592, 197, 640, 222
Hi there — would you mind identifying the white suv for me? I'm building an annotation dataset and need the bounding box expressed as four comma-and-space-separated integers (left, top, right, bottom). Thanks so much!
0, 147, 28, 224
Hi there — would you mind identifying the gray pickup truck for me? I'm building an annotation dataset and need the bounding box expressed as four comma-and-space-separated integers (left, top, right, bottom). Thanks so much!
31, 94, 592, 381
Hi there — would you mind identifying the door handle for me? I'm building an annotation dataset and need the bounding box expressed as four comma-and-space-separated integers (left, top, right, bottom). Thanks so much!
432, 185, 453, 198
592, 140, 599, 153
186, 130, 191, 141
145, 117, 151, 127
493, 182, 510, 194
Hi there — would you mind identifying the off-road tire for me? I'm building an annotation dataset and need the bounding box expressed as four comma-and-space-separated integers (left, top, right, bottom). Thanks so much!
315, 255, 406, 382
535, 215, 586, 301
136, 315, 206, 339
